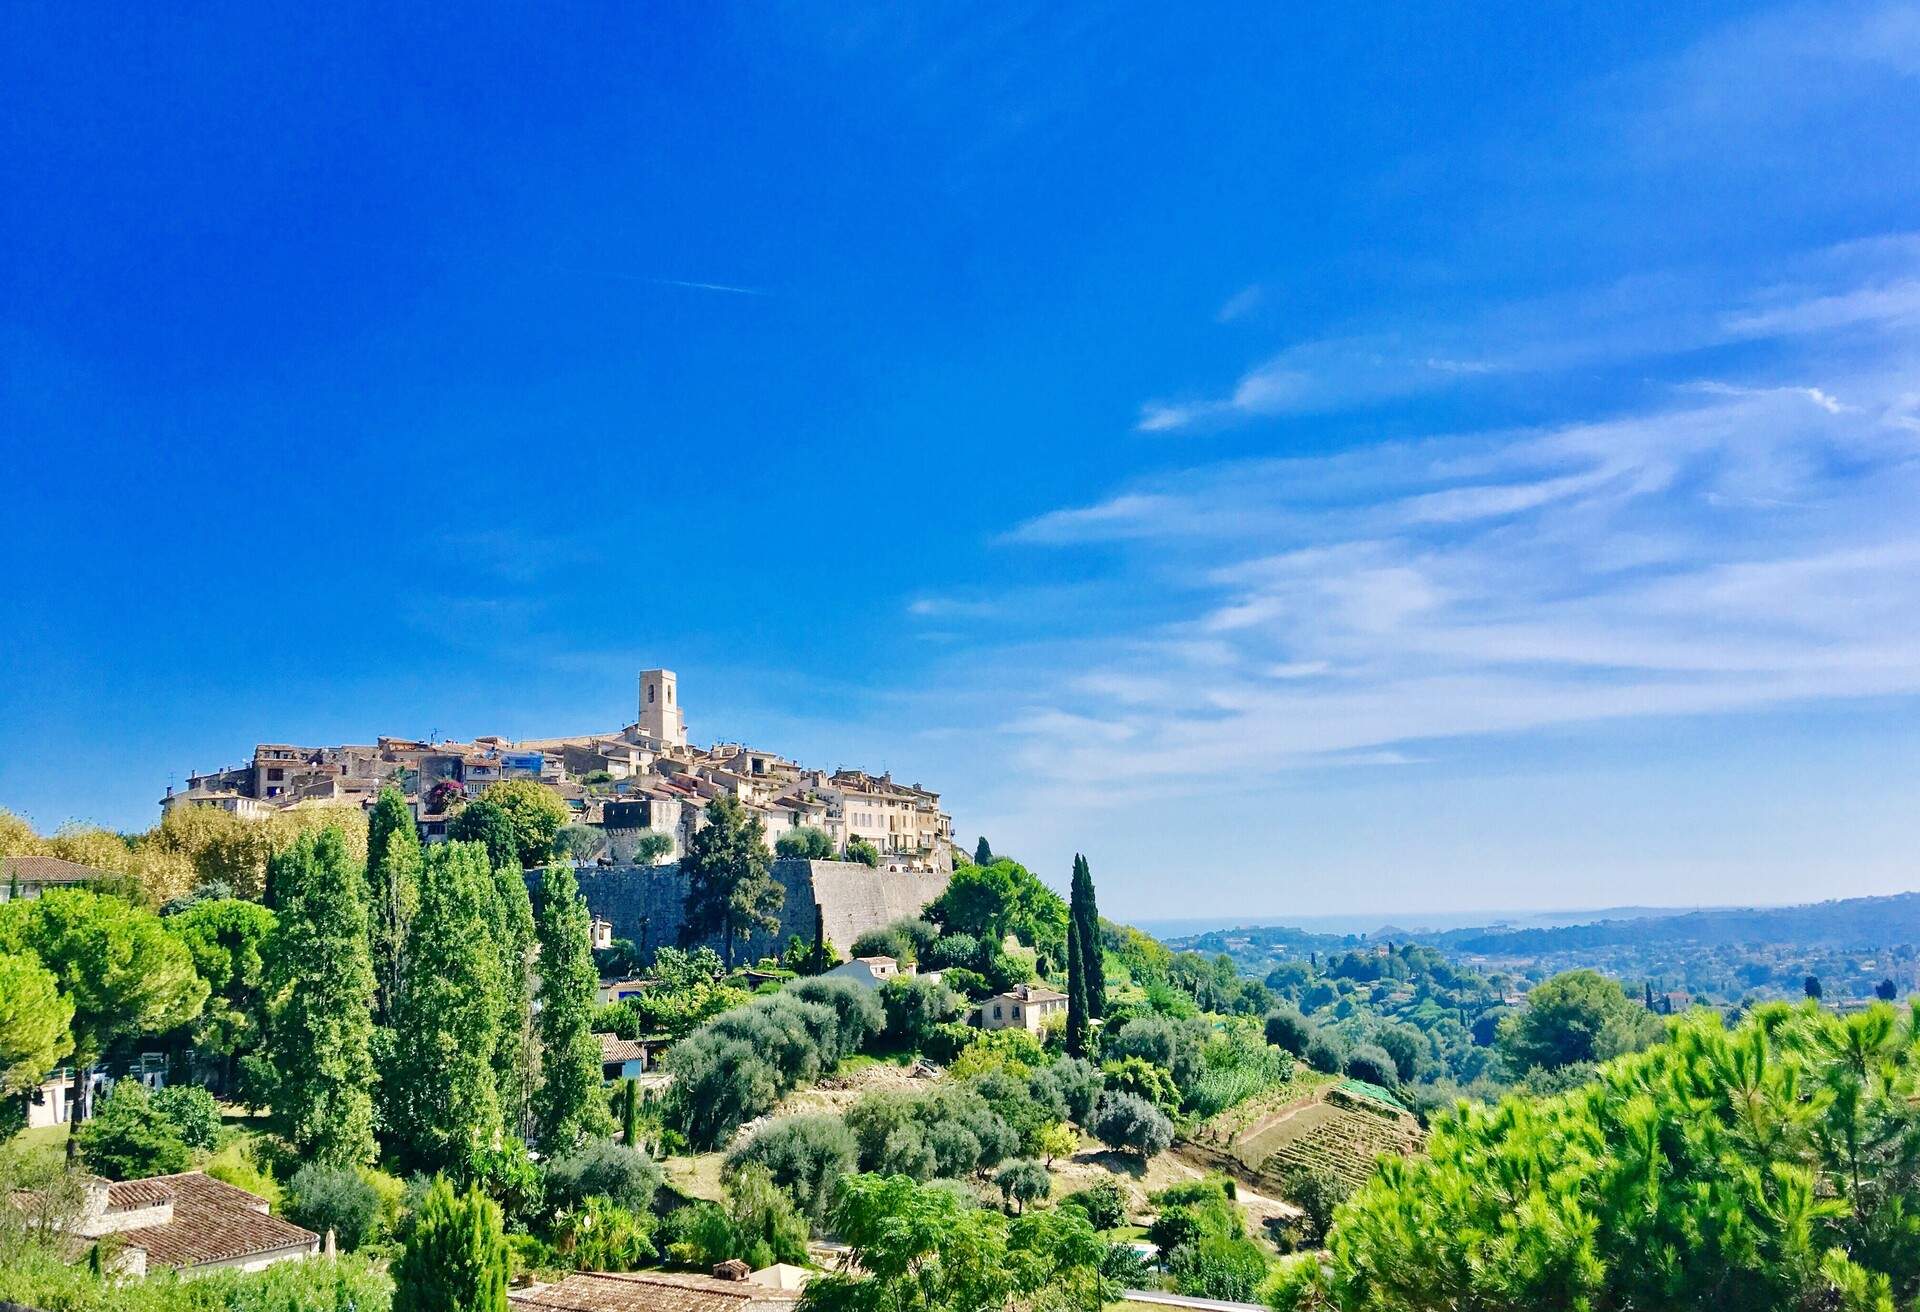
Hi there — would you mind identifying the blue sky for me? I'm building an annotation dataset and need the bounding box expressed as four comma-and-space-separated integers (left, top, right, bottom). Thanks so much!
4, 3, 1919, 918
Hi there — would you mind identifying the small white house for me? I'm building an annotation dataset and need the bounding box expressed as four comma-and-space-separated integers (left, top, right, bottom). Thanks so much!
824, 956, 902, 989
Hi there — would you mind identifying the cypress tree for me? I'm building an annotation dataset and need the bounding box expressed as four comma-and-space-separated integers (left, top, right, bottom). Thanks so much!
974, 836, 994, 866
366, 786, 422, 1025
393, 1178, 509, 1312
448, 799, 520, 874
812, 901, 829, 974
264, 827, 379, 1167
1065, 909, 1088, 1056
535, 863, 613, 1150
1070, 854, 1105, 1020
388, 841, 503, 1175
620, 1076, 640, 1147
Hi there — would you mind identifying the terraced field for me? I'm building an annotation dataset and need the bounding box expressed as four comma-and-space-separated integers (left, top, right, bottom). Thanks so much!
1213, 1085, 1425, 1191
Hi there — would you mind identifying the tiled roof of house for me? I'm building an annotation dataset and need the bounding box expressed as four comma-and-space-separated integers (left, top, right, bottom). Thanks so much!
509, 1271, 804, 1312
2, 855, 104, 885
597, 1033, 650, 1065
116, 1172, 318, 1270
106, 1178, 176, 1209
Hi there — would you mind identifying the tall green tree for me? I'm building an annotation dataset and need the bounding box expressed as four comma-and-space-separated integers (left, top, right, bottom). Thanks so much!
485, 862, 537, 1139
1496, 968, 1664, 1074
478, 780, 569, 868
0, 951, 73, 1123
393, 1178, 509, 1312
0, 888, 206, 1125
974, 836, 994, 866
680, 795, 782, 969
387, 842, 504, 1175
164, 898, 275, 1100
1065, 911, 1088, 1057
264, 828, 379, 1166
365, 786, 422, 1024
535, 864, 613, 1150
447, 800, 519, 874
1069, 854, 1105, 1020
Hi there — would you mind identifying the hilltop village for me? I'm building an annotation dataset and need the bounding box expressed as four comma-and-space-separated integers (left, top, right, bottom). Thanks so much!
161, 669, 955, 874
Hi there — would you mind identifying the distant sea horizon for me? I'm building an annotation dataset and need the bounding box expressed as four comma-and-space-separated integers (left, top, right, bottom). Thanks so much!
1131, 903, 1745, 941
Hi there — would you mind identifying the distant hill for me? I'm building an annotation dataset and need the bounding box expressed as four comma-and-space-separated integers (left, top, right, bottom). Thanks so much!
1436, 892, 1920, 956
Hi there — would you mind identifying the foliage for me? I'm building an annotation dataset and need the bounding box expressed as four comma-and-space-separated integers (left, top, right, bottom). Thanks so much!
75, 1079, 191, 1178
477, 779, 570, 868
1067, 854, 1104, 1056
554, 823, 607, 865
163, 898, 275, 1101
1274, 1164, 1351, 1248
799, 1172, 1109, 1312
1101, 1055, 1181, 1114
844, 1085, 1020, 1182
1265, 1005, 1315, 1057
1104, 1014, 1206, 1090
844, 836, 881, 867
546, 1137, 662, 1213
463, 1137, 545, 1231
0, 1240, 393, 1311
284, 1162, 382, 1251
1060, 1179, 1128, 1230
927, 859, 1068, 966
553, 1193, 656, 1271
994, 1158, 1050, 1212
1303, 1030, 1349, 1076
628, 830, 676, 866
1495, 968, 1665, 1074
851, 916, 939, 964
535, 864, 614, 1150
665, 1165, 810, 1269
151, 1082, 221, 1150
728, 1114, 859, 1225
365, 786, 422, 1024
1035, 1121, 1079, 1165
262, 827, 378, 1167
393, 1178, 509, 1312
1091, 1091, 1173, 1157
0, 949, 72, 1098
1270, 1003, 1920, 1311
0, 887, 207, 1075
1169, 1232, 1269, 1301
666, 990, 871, 1149
1045, 1056, 1106, 1124
680, 794, 782, 968
776, 826, 837, 860
203, 1136, 281, 1209
1343, 1042, 1399, 1089
1188, 1023, 1297, 1118
446, 801, 520, 875
879, 974, 961, 1048
387, 841, 503, 1175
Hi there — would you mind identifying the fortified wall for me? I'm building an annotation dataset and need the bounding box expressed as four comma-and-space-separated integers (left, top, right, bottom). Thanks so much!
564, 857, 951, 961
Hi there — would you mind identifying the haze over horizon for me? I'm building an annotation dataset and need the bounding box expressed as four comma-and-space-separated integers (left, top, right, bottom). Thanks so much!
5, 4, 1919, 917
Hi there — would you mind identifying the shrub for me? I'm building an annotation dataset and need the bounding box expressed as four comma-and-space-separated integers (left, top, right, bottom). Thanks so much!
774, 826, 836, 860
923, 933, 981, 971
880, 974, 959, 1049
1061, 1179, 1127, 1230
553, 1195, 655, 1271
727, 1115, 857, 1225
1169, 1233, 1269, 1300
75, 1081, 190, 1180
1102, 1056, 1180, 1113
1104, 1015, 1204, 1088
1092, 1092, 1173, 1158
546, 1137, 662, 1213
1345, 1042, 1400, 1089
152, 1083, 223, 1151
203, 1137, 280, 1209
393, 1179, 509, 1312
1304, 1030, 1350, 1075
1264, 1005, 1315, 1056
668, 989, 873, 1149
844, 837, 881, 866
1275, 1164, 1351, 1246
1043, 1056, 1105, 1124
849, 917, 938, 964
285, 1163, 382, 1251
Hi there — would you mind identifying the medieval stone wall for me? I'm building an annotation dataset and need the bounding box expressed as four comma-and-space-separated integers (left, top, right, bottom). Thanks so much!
564, 858, 950, 962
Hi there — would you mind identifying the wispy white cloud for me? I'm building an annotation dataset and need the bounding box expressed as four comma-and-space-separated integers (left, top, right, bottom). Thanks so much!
1215, 284, 1266, 323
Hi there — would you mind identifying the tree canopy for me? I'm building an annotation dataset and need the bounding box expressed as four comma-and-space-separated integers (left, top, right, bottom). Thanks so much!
680, 794, 782, 968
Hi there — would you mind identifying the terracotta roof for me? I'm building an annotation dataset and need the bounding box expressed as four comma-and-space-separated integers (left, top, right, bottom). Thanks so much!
597, 1034, 650, 1065
106, 1178, 176, 1210
510, 1271, 804, 1312
115, 1172, 318, 1270
2, 855, 105, 885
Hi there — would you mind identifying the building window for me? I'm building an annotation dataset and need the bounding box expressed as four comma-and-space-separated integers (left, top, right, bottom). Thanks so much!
992, 1005, 1003, 1019
648, 684, 655, 704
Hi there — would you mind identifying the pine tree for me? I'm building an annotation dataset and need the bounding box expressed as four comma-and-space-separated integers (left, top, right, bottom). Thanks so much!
1065, 909, 1088, 1056
393, 1178, 509, 1312
535, 863, 613, 1150
366, 786, 422, 1025
264, 828, 379, 1167
974, 836, 994, 866
387, 841, 503, 1175
1069, 854, 1105, 1021
812, 901, 829, 974
680, 795, 782, 969
485, 862, 537, 1138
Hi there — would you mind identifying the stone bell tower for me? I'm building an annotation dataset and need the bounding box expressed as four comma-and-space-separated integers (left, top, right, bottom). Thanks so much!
637, 669, 687, 748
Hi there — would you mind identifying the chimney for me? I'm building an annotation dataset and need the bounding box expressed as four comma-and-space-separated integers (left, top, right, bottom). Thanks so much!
712, 1259, 751, 1282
